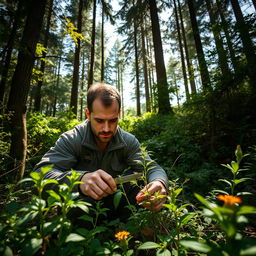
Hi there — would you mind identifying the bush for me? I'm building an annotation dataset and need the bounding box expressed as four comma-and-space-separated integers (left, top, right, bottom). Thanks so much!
26, 111, 80, 170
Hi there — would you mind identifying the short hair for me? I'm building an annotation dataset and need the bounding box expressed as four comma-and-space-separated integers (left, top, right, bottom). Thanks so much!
87, 82, 121, 112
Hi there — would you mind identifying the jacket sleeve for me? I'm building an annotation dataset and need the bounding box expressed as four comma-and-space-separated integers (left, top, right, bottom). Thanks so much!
125, 135, 169, 189
33, 130, 87, 194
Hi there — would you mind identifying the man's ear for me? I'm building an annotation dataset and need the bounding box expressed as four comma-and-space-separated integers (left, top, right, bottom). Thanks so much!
85, 108, 90, 120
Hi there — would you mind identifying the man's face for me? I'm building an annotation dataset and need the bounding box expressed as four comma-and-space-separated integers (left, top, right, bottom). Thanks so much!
86, 98, 120, 149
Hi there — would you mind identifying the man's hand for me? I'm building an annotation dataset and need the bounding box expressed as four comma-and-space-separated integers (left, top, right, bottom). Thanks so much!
136, 180, 167, 212
80, 169, 117, 200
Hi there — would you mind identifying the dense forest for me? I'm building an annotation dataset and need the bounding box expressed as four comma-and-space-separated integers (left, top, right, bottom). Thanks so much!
0, 0, 256, 255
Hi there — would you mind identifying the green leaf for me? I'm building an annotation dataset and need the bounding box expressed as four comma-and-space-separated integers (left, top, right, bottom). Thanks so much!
218, 179, 232, 187
221, 164, 234, 173
180, 213, 196, 226
231, 161, 239, 173
75, 203, 89, 213
65, 233, 86, 243
1, 246, 13, 256
236, 192, 253, 196
47, 190, 61, 201
233, 178, 253, 185
156, 248, 171, 256
212, 189, 229, 195
113, 190, 122, 209
237, 206, 256, 215
241, 246, 256, 255
17, 177, 33, 185
43, 221, 61, 234
174, 188, 182, 197
41, 165, 53, 175
16, 211, 38, 226
79, 214, 93, 223
21, 238, 42, 255
30, 172, 41, 181
180, 240, 211, 253
138, 242, 161, 250
126, 249, 134, 256
42, 179, 59, 187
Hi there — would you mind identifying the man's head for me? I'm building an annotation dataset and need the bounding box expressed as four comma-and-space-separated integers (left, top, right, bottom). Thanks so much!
87, 82, 121, 113
86, 83, 121, 150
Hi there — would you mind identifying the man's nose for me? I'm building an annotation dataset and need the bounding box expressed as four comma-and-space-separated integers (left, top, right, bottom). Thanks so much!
102, 121, 110, 132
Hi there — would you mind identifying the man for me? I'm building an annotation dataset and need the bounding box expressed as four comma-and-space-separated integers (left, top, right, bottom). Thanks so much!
34, 82, 168, 224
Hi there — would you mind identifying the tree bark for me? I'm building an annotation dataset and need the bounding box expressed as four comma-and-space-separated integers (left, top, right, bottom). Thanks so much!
80, 51, 86, 120
187, 0, 211, 91
134, 19, 141, 116
230, 0, 256, 87
252, 0, 256, 11
88, 0, 97, 88
101, 7, 105, 81
141, 22, 151, 112
0, 0, 24, 105
205, 0, 231, 77
6, 0, 47, 180
34, 0, 54, 112
216, 0, 239, 73
173, 0, 189, 100
177, 0, 196, 94
148, 0, 172, 114
70, 0, 83, 116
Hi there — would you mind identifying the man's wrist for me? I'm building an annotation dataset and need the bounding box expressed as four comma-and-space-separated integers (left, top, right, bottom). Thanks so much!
153, 178, 168, 191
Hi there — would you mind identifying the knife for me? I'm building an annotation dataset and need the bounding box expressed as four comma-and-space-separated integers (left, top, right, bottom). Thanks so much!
114, 173, 143, 184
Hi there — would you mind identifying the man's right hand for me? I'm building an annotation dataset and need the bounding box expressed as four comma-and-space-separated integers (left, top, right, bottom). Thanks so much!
79, 169, 117, 200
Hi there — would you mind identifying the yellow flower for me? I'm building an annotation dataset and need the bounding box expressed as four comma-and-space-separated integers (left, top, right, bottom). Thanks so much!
217, 194, 242, 206
115, 231, 130, 241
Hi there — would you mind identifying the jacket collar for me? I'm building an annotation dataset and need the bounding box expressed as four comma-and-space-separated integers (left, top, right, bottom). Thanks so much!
81, 120, 127, 152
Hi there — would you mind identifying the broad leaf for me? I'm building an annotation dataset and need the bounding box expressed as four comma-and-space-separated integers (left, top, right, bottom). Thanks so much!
65, 233, 86, 242
180, 240, 211, 253
138, 242, 161, 250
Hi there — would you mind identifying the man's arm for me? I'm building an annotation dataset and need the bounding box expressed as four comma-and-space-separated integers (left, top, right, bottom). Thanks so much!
33, 131, 87, 194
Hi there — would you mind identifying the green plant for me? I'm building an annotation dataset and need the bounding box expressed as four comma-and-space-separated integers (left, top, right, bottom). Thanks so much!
0, 166, 91, 255
218, 145, 252, 196
180, 146, 256, 256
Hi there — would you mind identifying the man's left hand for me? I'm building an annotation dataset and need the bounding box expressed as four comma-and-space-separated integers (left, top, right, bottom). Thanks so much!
136, 180, 167, 211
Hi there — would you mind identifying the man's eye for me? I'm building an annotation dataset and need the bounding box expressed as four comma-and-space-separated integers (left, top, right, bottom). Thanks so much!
96, 119, 103, 123
110, 119, 118, 123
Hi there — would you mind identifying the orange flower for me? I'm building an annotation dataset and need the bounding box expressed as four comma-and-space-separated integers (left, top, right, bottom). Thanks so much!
115, 231, 130, 241
217, 194, 242, 206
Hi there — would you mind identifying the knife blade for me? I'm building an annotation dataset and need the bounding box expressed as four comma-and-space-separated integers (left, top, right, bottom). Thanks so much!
114, 173, 143, 184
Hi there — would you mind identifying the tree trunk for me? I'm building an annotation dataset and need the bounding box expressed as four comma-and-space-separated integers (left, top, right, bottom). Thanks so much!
80, 52, 86, 120
53, 56, 61, 117
177, 0, 196, 94
134, 19, 141, 116
7, 0, 47, 180
88, 0, 97, 88
101, 7, 105, 81
148, 0, 172, 114
205, 0, 231, 77
173, 0, 189, 100
146, 35, 155, 111
252, 0, 256, 11
141, 22, 151, 112
216, 0, 239, 73
187, 0, 211, 91
70, 0, 83, 116
0, 0, 24, 105
34, 0, 54, 112
230, 0, 256, 87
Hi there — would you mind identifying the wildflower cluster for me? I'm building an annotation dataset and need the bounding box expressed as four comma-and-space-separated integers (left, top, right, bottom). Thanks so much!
115, 231, 130, 241
217, 194, 242, 206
